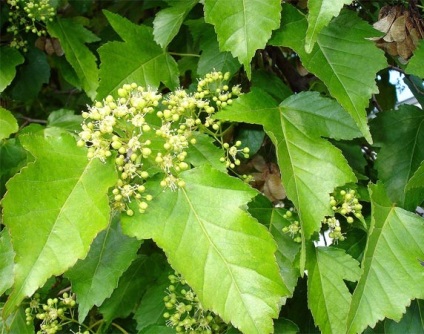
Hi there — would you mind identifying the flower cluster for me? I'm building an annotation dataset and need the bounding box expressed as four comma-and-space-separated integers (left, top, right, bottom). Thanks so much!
25, 292, 82, 334
6, 0, 56, 51
281, 209, 302, 243
322, 188, 363, 243
220, 141, 250, 169
78, 71, 243, 215
163, 272, 229, 333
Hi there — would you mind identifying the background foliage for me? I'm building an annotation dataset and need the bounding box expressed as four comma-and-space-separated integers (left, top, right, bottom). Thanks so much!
1, 0, 424, 333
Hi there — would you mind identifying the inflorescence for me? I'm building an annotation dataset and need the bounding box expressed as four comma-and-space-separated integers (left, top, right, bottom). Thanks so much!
321, 188, 363, 243
78, 71, 245, 215
24, 292, 85, 334
6, 0, 56, 51
282, 188, 363, 244
163, 272, 229, 333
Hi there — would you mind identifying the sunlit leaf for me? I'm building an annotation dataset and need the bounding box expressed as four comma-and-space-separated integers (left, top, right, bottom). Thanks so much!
216, 89, 358, 248
0, 46, 24, 92
347, 183, 424, 334
1, 132, 117, 317
0, 228, 14, 295
271, 4, 386, 143
122, 165, 286, 334
248, 194, 300, 297
153, 0, 198, 48
98, 11, 179, 99
0, 107, 18, 140
406, 40, 424, 78
203, 0, 281, 78
305, 0, 353, 53
307, 246, 361, 334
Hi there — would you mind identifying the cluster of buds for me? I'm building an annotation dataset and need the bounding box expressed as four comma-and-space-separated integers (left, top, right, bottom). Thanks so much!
6, 0, 56, 51
220, 141, 250, 169
25, 292, 81, 334
281, 209, 302, 243
322, 188, 363, 243
78, 71, 245, 215
163, 272, 229, 333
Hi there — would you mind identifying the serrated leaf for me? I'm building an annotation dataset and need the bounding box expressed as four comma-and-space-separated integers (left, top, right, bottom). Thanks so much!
216, 90, 358, 240
153, 0, 198, 48
99, 255, 163, 322
98, 11, 179, 99
248, 195, 300, 297
346, 183, 424, 334
406, 162, 424, 207
122, 165, 286, 334
0, 305, 33, 334
0, 138, 28, 198
305, 0, 353, 53
1, 132, 117, 317
185, 132, 226, 172
47, 109, 83, 133
10, 48, 50, 101
0, 228, 15, 295
0, 107, 18, 140
271, 4, 387, 143
134, 273, 169, 331
307, 246, 361, 334
251, 70, 292, 102
406, 40, 424, 78
47, 17, 99, 100
371, 105, 424, 209
0, 46, 24, 92
191, 22, 241, 76
203, 0, 281, 78
384, 300, 424, 334
66, 216, 141, 323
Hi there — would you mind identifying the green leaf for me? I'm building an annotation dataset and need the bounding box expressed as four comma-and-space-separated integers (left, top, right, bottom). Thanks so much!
47, 17, 99, 100
307, 246, 361, 334
203, 0, 281, 78
134, 273, 169, 331
122, 165, 286, 334
406, 40, 424, 78
65, 216, 141, 323
384, 299, 424, 334
248, 194, 300, 297
371, 105, 424, 209
185, 132, 226, 172
274, 318, 300, 334
10, 48, 50, 101
0, 305, 33, 334
0, 138, 28, 198
98, 11, 179, 99
0, 107, 18, 140
0, 46, 24, 92
153, 0, 198, 48
305, 0, 353, 53
187, 21, 241, 77
99, 254, 163, 322
47, 109, 83, 133
406, 162, 424, 207
1, 132, 117, 317
347, 183, 424, 334
216, 89, 358, 244
251, 70, 292, 103
271, 4, 387, 143
0, 228, 15, 295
